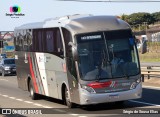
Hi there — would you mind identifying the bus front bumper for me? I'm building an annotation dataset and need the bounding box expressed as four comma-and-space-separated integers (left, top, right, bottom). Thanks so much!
79, 83, 142, 105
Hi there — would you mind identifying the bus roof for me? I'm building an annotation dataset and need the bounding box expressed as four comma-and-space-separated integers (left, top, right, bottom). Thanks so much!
15, 14, 130, 34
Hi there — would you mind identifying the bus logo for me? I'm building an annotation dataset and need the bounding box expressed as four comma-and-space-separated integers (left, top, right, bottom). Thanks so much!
110, 81, 117, 88
2, 109, 11, 114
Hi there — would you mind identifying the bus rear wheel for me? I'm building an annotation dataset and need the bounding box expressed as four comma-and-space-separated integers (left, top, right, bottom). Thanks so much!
29, 81, 38, 100
64, 87, 74, 108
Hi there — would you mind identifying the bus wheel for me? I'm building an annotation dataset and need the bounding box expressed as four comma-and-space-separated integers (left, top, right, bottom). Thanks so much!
65, 87, 74, 108
29, 81, 38, 100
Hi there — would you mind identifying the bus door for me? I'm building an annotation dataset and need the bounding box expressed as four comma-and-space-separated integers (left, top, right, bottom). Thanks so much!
66, 57, 80, 103
16, 52, 29, 90
46, 70, 58, 98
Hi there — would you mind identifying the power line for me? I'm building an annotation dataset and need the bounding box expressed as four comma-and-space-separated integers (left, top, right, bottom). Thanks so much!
56, 0, 160, 2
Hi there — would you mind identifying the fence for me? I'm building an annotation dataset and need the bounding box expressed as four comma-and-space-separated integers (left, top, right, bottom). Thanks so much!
141, 66, 160, 82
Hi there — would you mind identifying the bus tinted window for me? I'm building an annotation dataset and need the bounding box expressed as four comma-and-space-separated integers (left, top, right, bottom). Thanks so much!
62, 28, 72, 55
46, 31, 54, 52
38, 31, 43, 52
56, 30, 63, 53
76, 30, 139, 80
107, 38, 130, 52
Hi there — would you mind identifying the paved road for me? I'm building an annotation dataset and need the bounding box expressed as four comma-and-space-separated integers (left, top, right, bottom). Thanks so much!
0, 76, 160, 117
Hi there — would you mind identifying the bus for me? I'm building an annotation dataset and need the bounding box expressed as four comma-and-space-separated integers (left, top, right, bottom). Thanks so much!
14, 14, 142, 108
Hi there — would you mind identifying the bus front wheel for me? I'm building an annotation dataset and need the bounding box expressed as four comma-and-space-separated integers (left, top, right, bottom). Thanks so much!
29, 81, 38, 100
65, 87, 74, 108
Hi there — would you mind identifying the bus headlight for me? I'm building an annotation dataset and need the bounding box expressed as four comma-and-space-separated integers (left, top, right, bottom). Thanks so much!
130, 78, 141, 89
130, 82, 137, 89
81, 85, 96, 94
136, 78, 141, 84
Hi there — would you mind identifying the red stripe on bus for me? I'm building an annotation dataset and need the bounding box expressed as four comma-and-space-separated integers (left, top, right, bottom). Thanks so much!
34, 54, 45, 95
28, 53, 39, 93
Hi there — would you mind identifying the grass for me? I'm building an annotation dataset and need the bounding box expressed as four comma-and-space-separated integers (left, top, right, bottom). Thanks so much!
139, 52, 160, 62
138, 42, 160, 62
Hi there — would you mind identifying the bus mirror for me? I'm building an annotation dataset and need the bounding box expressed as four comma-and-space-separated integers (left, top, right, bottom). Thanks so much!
68, 42, 78, 60
68, 42, 75, 47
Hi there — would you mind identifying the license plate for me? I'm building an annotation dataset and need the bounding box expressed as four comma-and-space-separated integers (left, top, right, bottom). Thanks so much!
109, 94, 119, 99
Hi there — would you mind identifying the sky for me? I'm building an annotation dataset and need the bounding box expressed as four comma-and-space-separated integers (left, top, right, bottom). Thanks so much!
0, 0, 160, 31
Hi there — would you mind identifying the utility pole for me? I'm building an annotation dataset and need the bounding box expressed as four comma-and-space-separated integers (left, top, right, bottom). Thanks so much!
138, 24, 141, 31
0, 31, 7, 54
143, 22, 148, 34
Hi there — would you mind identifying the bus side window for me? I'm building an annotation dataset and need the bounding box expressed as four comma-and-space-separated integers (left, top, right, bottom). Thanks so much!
56, 29, 64, 58
33, 30, 38, 51
46, 30, 54, 53
14, 36, 19, 51
38, 30, 43, 52
18, 33, 24, 51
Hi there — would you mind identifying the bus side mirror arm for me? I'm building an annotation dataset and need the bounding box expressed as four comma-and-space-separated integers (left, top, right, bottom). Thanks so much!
68, 42, 78, 61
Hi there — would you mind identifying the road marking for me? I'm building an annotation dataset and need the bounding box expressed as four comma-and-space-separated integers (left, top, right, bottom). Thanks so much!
54, 109, 66, 113
24, 101, 33, 104
143, 85, 160, 90
0, 93, 58, 110
2, 95, 8, 97
69, 114, 79, 116
129, 100, 160, 107
42, 106, 52, 108
33, 103, 43, 107
16, 98, 23, 101
9, 97, 16, 99
69, 114, 87, 117
0, 79, 8, 82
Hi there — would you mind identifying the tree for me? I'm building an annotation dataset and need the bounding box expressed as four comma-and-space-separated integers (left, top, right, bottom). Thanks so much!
127, 12, 153, 26
152, 12, 160, 23
120, 14, 129, 22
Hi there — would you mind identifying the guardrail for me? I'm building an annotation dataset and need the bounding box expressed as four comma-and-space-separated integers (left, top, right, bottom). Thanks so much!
141, 66, 160, 82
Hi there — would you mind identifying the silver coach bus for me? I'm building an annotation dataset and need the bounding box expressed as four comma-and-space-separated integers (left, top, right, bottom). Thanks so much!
14, 14, 142, 108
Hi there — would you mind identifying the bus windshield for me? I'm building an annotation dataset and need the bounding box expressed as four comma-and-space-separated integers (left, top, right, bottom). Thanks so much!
76, 31, 140, 81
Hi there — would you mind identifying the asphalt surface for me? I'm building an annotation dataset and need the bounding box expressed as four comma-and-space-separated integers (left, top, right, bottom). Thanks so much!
0, 75, 160, 117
